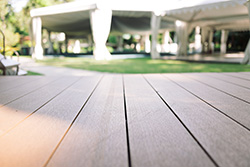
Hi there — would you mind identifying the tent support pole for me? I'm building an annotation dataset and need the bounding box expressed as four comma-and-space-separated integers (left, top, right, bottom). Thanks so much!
243, 1, 250, 64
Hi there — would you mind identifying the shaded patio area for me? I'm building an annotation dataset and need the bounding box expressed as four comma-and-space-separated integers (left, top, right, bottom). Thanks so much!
0, 72, 249, 167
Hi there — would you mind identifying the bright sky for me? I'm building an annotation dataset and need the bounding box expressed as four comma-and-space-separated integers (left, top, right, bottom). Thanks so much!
10, 0, 223, 13
10, 0, 29, 12
10, 0, 180, 12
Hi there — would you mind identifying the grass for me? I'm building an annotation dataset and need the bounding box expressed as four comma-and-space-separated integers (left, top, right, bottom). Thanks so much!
36, 57, 250, 73
27, 71, 43, 75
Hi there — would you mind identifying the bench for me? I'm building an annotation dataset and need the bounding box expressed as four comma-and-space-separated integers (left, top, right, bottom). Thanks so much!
0, 53, 20, 75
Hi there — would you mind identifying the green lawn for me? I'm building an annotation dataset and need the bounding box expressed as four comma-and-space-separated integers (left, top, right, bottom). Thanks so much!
37, 57, 250, 73
27, 71, 43, 75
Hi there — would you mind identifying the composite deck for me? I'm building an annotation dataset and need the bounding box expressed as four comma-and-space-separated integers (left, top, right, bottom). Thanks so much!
0, 72, 249, 167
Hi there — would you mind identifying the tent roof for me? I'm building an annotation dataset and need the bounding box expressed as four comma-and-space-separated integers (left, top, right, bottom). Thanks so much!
31, 1, 176, 37
164, 0, 249, 31
30, 0, 249, 38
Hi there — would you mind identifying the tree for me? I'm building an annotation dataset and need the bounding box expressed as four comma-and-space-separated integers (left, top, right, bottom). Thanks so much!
0, 0, 74, 55
0, 0, 20, 50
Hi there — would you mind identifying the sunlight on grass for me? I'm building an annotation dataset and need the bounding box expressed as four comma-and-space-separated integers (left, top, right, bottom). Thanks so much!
37, 57, 250, 73
27, 71, 43, 75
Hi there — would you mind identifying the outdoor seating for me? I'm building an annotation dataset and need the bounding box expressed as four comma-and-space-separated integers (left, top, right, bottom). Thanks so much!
0, 28, 26, 76
0, 53, 20, 75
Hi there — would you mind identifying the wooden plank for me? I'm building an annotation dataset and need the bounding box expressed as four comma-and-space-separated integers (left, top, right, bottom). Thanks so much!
124, 75, 215, 167
0, 74, 102, 167
0, 76, 60, 106
205, 73, 250, 89
0, 76, 42, 93
183, 73, 250, 103
145, 74, 250, 167
0, 76, 39, 85
163, 73, 250, 129
240, 72, 250, 76
48, 75, 127, 167
0, 76, 80, 136
224, 72, 250, 81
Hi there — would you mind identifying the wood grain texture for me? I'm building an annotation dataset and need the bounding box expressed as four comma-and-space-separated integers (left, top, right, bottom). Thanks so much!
145, 74, 250, 167
240, 72, 250, 76
183, 73, 250, 103
224, 72, 250, 81
0, 76, 60, 106
206, 73, 250, 89
0, 76, 80, 136
0, 75, 102, 167
48, 75, 128, 167
124, 75, 215, 167
0, 76, 42, 93
163, 73, 250, 129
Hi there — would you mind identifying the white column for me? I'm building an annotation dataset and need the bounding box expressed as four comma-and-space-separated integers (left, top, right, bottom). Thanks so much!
90, 9, 112, 60
243, 40, 250, 64
73, 40, 80, 53
116, 36, 123, 52
150, 12, 161, 59
139, 36, 145, 52
136, 43, 141, 52
208, 30, 214, 53
242, 1, 250, 64
194, 26, 202, 53
162, 30, 171, 53
87, 35, 93, 52
65, 35, 68, 54
145, 34, 151, 53
201, 27, 209, 53
47, 30, 54, 54
175, 20, 189, 57
220, 30, 229, 54
31, 17, 43, 59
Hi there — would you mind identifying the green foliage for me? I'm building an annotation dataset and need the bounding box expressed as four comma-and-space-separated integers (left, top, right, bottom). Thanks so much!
0, 0, 20, 49
107, 46, 114, 52
189, 29, 195, 43
3, 29, 20, 46
37, 57, 250, 73
108, 35, 117, 44
158, 33, 163, 44
0, 0, 75, 53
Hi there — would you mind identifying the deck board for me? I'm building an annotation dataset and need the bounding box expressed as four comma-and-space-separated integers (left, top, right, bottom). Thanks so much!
163, 73, 250, 129
0, 76, 41, 93
48, 75, 128, 167
224, 72, 250, 81
144, 74, 250, 167
0, 77, 80, 135
206, 73, 250, 89
0, 76, 60, 106
183, 73, 250, 103
124, 75, 215, 167
0, 72, 249, 167
0, 75, 102, 167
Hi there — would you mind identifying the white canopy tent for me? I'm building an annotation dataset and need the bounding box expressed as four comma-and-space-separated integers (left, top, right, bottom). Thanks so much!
162, 0, 249, 63
30, 0, 176, 60
30, 0, 250, 62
